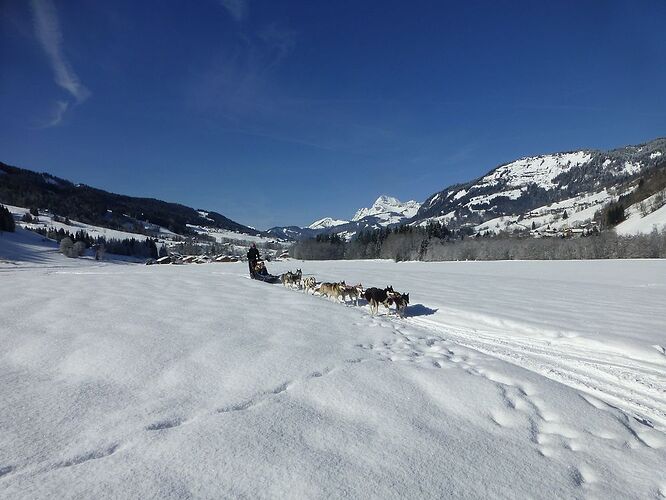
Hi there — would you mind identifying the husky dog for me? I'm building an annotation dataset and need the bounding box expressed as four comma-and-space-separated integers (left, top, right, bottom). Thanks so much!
291, 269, 303, 289
341, 283, 364, 305
389, 293, 410, 317
319, 281, 346, 302
280, 272, 293, 286
281, 269, 302, 288
363, 286, 394, 315
301, 276, 317, 294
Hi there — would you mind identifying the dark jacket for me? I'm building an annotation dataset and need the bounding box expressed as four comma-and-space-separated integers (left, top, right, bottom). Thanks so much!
247, 247, 260, 262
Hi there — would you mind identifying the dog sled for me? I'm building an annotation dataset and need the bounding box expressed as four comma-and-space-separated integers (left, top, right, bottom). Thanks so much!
250, 260, 281, 284
253, 272, 281, 284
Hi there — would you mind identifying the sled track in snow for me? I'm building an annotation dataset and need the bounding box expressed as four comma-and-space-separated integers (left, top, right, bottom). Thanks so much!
405, 316, 666, 432
262, 271, 666, 431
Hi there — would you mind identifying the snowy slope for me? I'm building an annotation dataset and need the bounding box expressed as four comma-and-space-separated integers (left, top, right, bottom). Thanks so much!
186, 223, 286, 244
0, 225, 145, 266
616, 189, 666, 235
0, 226, 60, 264
472, 189, 618, 235
4, 204, 164, 243
417, 137, 666, 231
475, 151, 593, 191
1, 256, 664, 498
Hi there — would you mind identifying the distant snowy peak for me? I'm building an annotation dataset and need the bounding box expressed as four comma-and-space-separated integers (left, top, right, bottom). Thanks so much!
268, 196, 421, 240
308, 217, 349, 230
352, 195, 421, 222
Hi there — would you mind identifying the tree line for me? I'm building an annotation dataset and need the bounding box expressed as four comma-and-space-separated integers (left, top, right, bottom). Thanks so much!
30, 226, 163, 259
290, 221, 666, 261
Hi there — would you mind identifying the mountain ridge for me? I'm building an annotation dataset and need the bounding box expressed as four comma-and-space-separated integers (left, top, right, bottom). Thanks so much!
0, 161, 259, 237
3, 136, 665, 243
268, 136, 666, 240
416, 137, 666, 231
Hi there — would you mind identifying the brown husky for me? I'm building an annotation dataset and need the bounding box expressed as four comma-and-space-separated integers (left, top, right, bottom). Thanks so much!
341, 283, 364, 305
318, 281, 346, 302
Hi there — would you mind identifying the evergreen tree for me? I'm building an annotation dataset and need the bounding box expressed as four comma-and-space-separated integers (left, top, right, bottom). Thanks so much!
0, 205, 15, 232
604, 202, 625, 227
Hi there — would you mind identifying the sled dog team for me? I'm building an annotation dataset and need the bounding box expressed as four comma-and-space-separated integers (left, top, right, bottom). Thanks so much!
280, 269, 410, 317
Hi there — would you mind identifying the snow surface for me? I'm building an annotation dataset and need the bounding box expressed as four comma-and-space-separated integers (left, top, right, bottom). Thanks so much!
0, 226, 60, 264
1, 237, 665, 498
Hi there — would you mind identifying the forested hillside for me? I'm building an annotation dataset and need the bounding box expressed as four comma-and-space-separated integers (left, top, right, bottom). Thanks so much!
0, 162, 257, 236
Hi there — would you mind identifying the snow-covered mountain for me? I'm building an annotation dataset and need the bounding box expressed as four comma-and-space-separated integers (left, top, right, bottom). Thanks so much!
308, 217, 349, 230
414, 137, 666, 234
268, 195, 421, 240
352, 195, 421, 223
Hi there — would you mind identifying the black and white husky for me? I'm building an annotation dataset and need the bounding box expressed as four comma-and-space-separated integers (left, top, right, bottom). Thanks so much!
281, 269, 302, 288
389, 293, 410, 317
363, 286, 394, 315
301, 276, 317, 294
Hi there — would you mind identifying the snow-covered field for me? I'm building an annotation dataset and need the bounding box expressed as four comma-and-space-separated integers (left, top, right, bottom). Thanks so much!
1, 235, 665, 498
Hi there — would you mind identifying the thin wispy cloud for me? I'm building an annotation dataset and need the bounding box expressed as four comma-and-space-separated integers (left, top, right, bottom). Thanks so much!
40, 100, 69, 128
218, 0, 248, 22
30, 0, 89, 126
189, 21, 296, 116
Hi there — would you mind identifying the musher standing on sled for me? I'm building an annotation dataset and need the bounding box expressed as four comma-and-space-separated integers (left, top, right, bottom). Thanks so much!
247, 243, 260, 278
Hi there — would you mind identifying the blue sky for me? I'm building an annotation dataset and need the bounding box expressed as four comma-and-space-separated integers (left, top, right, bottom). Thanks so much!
2, 0, 666, 229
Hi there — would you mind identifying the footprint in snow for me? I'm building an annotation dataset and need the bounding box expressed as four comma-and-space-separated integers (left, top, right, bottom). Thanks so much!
270, 382, 290, 394
570, 464, 597, 487
0, 465, 15, 478
217, 400, 254, 413
56, 444, 120, 468
145, 417, 185, 431
308, 367, 332, 378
